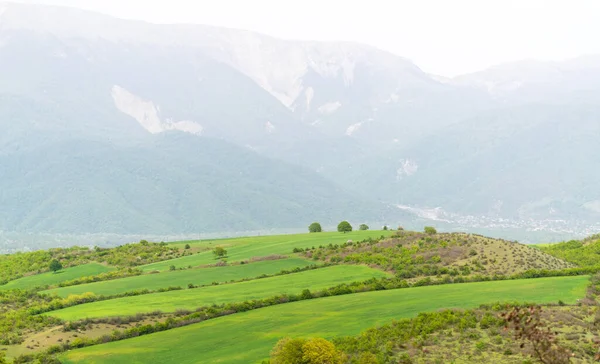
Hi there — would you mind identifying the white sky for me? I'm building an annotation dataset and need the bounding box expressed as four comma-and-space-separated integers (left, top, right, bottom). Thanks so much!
13, 0, 600, 76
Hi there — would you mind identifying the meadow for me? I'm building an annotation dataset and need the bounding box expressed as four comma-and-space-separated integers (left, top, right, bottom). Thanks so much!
140, 230, 392, 272
59, 275, 589, 364
47, 264, 391, 320
44, 257, 313, 297
0, 263, 114, 291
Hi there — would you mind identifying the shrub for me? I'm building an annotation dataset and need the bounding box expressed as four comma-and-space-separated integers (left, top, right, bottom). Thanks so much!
424, 226, 437, 235
270, 337, 306, 364
213, 247, 227, 259
302, 338, 345, 364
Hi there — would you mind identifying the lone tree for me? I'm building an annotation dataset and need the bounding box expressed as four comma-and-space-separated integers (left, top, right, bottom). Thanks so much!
359, 224, 369, 231
424, 226, 437, 235
308, 222, 322, 233
383, 225, 388, 231
337, 221, 352, 233
213, 246, 227, 259
184, 243, 191, 249
49, 259, 63, 273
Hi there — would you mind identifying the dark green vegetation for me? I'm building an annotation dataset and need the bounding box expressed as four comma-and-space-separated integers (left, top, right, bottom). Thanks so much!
2, 230, 600, 363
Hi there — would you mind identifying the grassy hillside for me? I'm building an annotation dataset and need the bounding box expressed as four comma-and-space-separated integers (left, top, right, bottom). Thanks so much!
1, 230, 595, 363
141, 230, 392, 272
47, 265, 391, 320
539, 234, 600, 267
334, 302, 600, 363
304, 231, 574, 278
0, 263, 114, 291
0, 242, 180, 285
44, 258, 312, 297
58, 276, 588, 364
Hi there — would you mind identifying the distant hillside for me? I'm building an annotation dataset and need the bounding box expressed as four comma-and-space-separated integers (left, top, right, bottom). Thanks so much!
0, 134, 398, 234
1, 2, 600, 239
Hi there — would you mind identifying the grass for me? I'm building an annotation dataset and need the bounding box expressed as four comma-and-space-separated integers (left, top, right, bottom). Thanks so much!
43, 258, 314, 298
47, 265, 391, 320
0, 263, 114, 291
141, 230, 392, 272
59, 275, 589, 364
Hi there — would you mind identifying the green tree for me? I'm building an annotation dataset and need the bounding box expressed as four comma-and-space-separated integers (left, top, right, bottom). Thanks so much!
383, 225, 388, 231
337, 221, 352, 233
424, 226, 437, 235
308, 222, 322, 233
184, 243, 191, 250
270, 337, 306, 364
359, 224, 369, 231
213, 246, 227, 259
49, 259, 63, 273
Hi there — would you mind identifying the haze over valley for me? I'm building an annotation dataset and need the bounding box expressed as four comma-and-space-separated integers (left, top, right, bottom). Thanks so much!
1, 1, 599, 250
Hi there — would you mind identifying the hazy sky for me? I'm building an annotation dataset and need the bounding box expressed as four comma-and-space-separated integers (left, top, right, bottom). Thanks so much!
13, 0, 600, 76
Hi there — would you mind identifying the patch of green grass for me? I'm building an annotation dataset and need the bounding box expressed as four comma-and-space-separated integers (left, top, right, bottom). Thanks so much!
141, 230, 392, 272
59, 276, 589, 364
43, 258, 314, 298
0, 263, 114, 291
47, 265, 390, 320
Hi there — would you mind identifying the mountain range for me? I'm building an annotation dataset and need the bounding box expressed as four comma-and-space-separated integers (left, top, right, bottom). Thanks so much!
1, 2, 599, 238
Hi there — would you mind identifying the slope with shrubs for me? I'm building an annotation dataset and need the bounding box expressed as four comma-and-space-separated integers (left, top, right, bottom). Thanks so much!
301, 231, 575, 279
272, 275, 600, 363
0, 241, 182, 285
142, 230, 393, 272
540, 234, 600, 267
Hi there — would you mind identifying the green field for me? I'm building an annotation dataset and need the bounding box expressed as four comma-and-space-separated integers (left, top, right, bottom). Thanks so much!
44, 258, 313, 298
0, 263, 114, 291
47, 265, 391, 320
60, 275, 589, 364
141, 230, 391, 272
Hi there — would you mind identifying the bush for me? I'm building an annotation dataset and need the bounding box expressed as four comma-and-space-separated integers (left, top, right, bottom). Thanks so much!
213, 247, 227, 259
184, 244, 191, 250
270, 337, 306, 364
302, 338, 345, 363
424, 226, 437, 235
